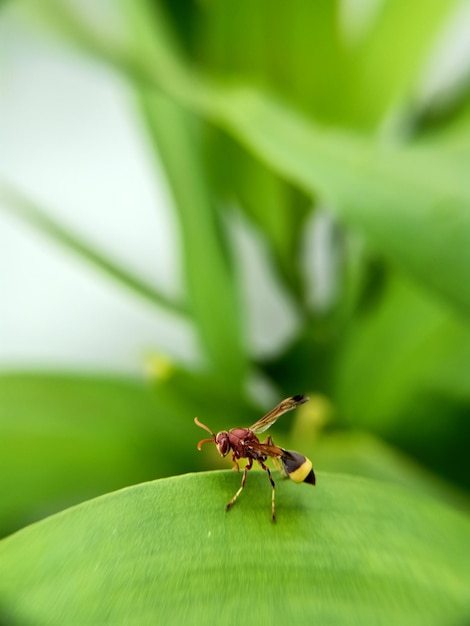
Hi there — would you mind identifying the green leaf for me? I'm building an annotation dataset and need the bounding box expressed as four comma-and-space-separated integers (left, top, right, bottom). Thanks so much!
118, 0, 249, 381
206, 132, 311, 300
311, 431, 470, 513
0, 472, 469, 625
137, 92, 247, 383
340, 0, 458, 128
0, 372, 198, 535
212, 87, 470, 313
22, 0, 470, 318
195, 0, 335, 298
332, 272, 470, 489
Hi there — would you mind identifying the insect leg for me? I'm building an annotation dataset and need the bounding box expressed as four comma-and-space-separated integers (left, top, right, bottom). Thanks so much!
226, 458, 253, 512
259, 460, 276, 522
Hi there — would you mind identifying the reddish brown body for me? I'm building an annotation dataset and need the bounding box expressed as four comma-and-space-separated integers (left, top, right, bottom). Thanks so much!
195, 395, 315, 521
225, 428, 266, 463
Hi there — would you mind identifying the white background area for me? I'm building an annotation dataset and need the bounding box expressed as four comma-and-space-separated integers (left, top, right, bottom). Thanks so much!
0, 8, 300, 373
0, 11, 195, 374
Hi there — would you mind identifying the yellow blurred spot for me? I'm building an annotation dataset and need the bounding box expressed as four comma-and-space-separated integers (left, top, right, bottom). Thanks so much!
291, 393, 333, 443
143, 353, 175, 382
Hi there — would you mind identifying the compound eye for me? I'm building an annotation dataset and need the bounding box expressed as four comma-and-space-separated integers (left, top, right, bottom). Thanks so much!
216, 432, 230, 456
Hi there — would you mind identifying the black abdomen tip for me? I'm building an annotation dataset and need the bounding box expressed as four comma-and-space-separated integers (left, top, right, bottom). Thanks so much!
292, 394, 308, 405
304, 468, 316, 485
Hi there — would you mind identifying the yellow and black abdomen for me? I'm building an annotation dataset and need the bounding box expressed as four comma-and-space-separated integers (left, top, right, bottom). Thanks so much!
281, 450, 316, 485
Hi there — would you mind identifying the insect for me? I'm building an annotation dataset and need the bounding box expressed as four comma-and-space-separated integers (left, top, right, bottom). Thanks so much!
195, 394, 315, 521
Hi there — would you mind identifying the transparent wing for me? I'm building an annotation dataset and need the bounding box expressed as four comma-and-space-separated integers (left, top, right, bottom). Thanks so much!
249, 395, 308, 434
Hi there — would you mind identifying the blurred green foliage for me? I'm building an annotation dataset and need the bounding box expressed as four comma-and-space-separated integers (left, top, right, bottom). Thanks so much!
1, 0, 470, 541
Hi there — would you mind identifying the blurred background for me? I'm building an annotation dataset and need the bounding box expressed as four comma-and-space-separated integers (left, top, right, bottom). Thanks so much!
1, 0, 470, 538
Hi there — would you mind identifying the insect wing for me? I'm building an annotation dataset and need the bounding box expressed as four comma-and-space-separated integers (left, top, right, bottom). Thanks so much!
249, 395, 308, 434
244, 440, 285, 458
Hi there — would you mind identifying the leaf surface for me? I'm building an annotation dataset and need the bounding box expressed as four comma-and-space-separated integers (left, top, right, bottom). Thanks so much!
0, 472, 469, 625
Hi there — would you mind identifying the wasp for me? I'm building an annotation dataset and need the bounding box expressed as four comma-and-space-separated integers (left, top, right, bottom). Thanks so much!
195, 394, 315, 521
